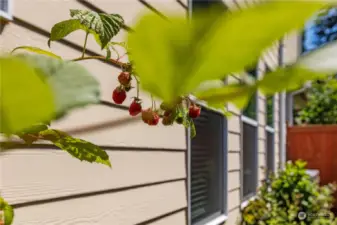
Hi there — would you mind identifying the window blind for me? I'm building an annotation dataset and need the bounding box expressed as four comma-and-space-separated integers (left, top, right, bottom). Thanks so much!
190, 107, 224, 224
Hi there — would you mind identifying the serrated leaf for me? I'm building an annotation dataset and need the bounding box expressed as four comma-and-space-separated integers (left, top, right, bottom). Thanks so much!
70, 9, 124, 49
0, 197, 14, 225
0, 56, 55, 134
194, 84, 256, 110
40, 129, 111, 167
128, 1, 327, 104
15, 54, 100, 119
11, 46, 62, 59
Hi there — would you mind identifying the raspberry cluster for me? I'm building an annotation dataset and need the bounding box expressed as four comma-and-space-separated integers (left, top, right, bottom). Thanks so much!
112, 72, 201, 126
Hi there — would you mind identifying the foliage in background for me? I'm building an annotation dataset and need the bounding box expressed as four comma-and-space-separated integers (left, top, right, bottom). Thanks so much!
239, 160, 337, 225
2, 1, 337, 224
296, 77, 337, 125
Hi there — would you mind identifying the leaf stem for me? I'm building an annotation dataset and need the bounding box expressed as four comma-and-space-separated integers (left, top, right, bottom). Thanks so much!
81, 32, 90, 58
151, 94, 154, 110
133, 75, 140, 98
72, 56, 131, 70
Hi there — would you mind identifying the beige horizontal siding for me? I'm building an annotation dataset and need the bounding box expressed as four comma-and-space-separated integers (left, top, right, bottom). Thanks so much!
228, 152, 240, 171
226, 208, 241, 225
146, 0, 186, 13
2, 1, 188, 225
149, 211, 186, 225
228, 189, 240, 211
228, 133, 241, 152
228, 115, 241, 133
11, 181, 187, 225
1, 149, 185, 204
228, 171, 240, 191
258, 126, 266, 140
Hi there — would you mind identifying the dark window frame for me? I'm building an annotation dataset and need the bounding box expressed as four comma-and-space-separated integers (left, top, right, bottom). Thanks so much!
0, 0, 12, 21
241, 63, 259, 201
265, 64, 276, 175
188, 106, 228, 225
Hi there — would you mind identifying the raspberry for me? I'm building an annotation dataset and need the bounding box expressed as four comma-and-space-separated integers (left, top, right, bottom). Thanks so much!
189, 104, 201, 118
142, 108, 160, 126
129, 100, 142, 116
162, 116, 173, 126
149, 113, 160, 126
112, 87, 126, 104
118, 72, 131, 86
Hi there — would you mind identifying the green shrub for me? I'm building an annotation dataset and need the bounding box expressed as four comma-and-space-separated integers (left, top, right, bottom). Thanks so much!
296, 78, 337, 125
239, 160, 337, 225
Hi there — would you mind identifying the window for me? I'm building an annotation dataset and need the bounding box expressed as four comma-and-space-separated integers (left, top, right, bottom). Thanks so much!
243, 64, 258, 120
242, 64, 258, 200
266, 65, 275, 175
0, 0, 12, 20
242, 122, 258, 199
189, 107, 227, 225
266, 96, 275, 174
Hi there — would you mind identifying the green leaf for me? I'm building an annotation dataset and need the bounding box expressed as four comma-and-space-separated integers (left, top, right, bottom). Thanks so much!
70, 9, 124, 49
258, 66, 325, 96
11, 46, 62, 59
0, 197, 14, 225
128, 1, 327, 104
15, 54, 101, 119
106, 48, 111, 60
0, 56, 55, 134
194, 84, 256, 110
40, 129, 111, 167
48, 19, 87, 48
189, 119, 196, 138
196, 1, 326, 79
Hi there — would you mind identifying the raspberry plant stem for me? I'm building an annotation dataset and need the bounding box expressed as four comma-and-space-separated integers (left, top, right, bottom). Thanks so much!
81, 32, 90, 58
72, 56, 131, 69
133, 75, 140, 98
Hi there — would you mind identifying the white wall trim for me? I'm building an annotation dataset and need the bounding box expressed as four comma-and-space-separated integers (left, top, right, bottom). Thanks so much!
240, 196, 257, 210
265, 126, 275, 133
241, 115, 258, 127
204, 215, 228, 225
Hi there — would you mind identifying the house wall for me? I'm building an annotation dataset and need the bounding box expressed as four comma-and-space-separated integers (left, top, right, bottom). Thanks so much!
0, 1, 188, 225
0, 0, 298, 224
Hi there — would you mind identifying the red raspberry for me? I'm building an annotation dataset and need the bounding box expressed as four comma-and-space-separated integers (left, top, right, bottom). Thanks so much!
189, 104, 201, 118
149, 113, 160, 126
118, 72, 131, 86
162, 116, 173, 126
129, 100, 142, 116
141, 108, 160, 126
141, 108, 153, 124
112, 87, 126, 104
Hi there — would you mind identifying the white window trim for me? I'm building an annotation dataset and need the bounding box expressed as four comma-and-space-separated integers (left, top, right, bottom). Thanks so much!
240, 196, 257, 209
266, 125, 275, 133
0, 0, 13, 21
242, 115, 258, 127
204, 215, 228, 225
